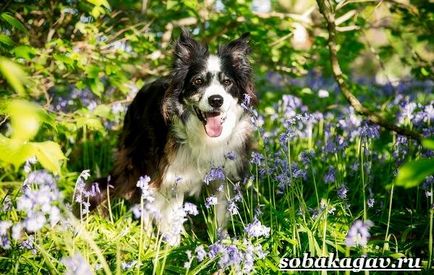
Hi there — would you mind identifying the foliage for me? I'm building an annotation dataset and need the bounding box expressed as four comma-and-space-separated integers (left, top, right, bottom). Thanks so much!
0, 0, 433, 273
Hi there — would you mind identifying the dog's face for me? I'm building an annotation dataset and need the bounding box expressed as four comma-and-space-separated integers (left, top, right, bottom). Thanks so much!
163, 30, 256, 141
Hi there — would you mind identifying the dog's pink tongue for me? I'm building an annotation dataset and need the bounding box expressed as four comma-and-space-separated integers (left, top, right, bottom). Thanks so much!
204, 115, 223, 137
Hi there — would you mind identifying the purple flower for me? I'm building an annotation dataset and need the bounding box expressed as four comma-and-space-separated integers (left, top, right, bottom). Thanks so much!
250, 152, 264, 166
184, 202, 199, 216
162, 205, 187, 246
224, 151, 236, 160
136, 175, 151, 191
204, 167, 225, 185
244, 218, 270, 238
205, 195, 218, 209
208, 242, 224, 258
136, 176, 154, 202
62, 253, 92, 275
195, 245, 207, 262
227, 200, 239, 215
299, 150, 314, 166
359, 121, 380, 139
23, 156, 37, 173
121, 260, 137, 270
20, 235, 37, 254
219, 245, 242, 268
241, 93, 252, 111
345, 220, 374, 247
0, 221, 12, 236
367, 198, 375, 208
337, 185, 348, 199
324, 166, 336, 184
24, 213, 46, 233
291, 163, 307, 179
0, 236, 11, 250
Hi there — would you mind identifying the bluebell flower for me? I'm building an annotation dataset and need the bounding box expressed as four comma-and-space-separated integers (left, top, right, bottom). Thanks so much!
337, 185, 348, 199
227, 200, 239, 215
219, 245, 242, 268
345, 220, 374, 247
62, 253, 92, 275
367, 198, 375, 208
299, 150, 314, 166
195, 245, 206, 262
0, 236, 11, 250
203, 167, 225, 185
244, 218, 270, 238
24, 213, 46, 233
208, 242, 224, 258
250, 152, 264, 166
0, 221, 12, 236
359, 121, 380, 139
205, 195, 218, 209
324, 166, 336, 184
162, 205, 187, 246
184, 202, 199, 216
224, 151, 236, 160
121, 260, 137, 270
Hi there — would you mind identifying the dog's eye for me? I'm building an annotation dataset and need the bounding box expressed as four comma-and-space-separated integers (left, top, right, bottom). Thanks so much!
193, 78, 204, 86
222, 79, 232, 86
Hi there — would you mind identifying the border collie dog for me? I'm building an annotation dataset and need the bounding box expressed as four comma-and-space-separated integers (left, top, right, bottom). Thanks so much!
89, 30, 257, 244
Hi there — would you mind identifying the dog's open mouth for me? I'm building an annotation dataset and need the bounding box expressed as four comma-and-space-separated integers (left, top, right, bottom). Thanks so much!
194, 107, 226, 138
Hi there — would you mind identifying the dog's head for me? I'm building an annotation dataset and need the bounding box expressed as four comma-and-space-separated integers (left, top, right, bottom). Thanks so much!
163, 29, 257, 141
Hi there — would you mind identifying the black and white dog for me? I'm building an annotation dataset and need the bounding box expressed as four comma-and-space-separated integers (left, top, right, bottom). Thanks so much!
89, 30, 257, 244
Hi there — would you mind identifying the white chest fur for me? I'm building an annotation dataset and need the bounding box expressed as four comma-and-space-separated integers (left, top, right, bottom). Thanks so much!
162, 105, 251, 197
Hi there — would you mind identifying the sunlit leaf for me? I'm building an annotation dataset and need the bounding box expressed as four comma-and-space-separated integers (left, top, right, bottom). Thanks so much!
0, 12, 27, 33
422, 137, 434, 150
5, 100, 42, 141
33, 141, 65, 174
0, 34, 15, 47
0, 135, 36, 168
86, 0, 111, 9
93, 104, 111, 118
12, 45, 37, 60
0, 57, 27, 96
396, 158, 434, 188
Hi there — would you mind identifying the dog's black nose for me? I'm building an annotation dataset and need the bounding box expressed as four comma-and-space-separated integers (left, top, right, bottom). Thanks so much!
208, 95, 224, 108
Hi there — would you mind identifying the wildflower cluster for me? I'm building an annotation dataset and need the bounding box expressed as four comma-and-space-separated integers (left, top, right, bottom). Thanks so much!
190, 238, 267, 274
74, 170, 100, 216
1, 169, 61, 250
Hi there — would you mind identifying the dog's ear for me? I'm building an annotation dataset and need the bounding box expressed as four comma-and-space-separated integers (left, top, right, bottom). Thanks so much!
219, 33, 257, 106
174, 28, 207, 66
220, 32, 251, 63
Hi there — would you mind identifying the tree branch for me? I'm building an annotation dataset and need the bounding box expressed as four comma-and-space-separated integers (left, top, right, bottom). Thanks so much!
316, 0, 423, 141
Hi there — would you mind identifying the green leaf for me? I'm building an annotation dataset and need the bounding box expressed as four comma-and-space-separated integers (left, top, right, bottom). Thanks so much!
86, 0, 111, 9
5, 100, 42, 141
422, 137, 434, 150
0, 135, 36, 168
0, 12, 27, 33
0, 34, 15, 47
0, 57, 27, 96
93, 104, 111, 118
33, 141, 65, 174
396, 158, 434, 188
12, 45, 37, 60
89, 78, 104, 97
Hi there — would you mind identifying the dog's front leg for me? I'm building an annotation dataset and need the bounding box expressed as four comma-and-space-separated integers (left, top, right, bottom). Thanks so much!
153, 190, 185, 246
